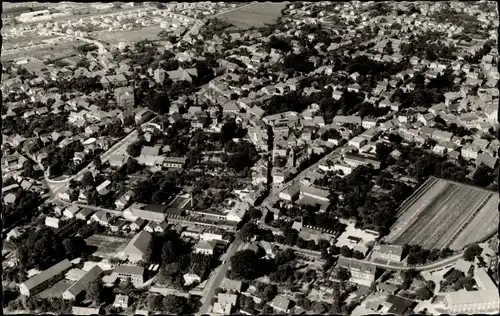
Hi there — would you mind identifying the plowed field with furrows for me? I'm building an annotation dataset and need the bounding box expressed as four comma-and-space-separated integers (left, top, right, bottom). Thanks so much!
387, 177, 499, 250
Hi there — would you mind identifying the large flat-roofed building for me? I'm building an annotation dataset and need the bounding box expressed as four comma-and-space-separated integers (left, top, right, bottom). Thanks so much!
20, 259, 72, 297
444, 267, 499, 314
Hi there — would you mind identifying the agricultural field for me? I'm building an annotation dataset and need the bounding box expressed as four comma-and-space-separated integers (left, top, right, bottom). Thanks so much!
85, 234, 131, 259
1, 38, 84, 62
385, 177, 499, 251
217, 2, 287, 30
93, 25, 168, 45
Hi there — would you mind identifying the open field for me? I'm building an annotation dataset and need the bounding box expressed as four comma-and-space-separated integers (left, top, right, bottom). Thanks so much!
1, 39, 84, 62
217, 2, 287, 30
85, 234, 131, 259
385, 177, 499, 251
93, 25, 169, 45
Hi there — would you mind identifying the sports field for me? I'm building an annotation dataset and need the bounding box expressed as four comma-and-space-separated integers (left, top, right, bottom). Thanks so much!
217, 2, 287, 30
385, 177, 499, 251
85, 234, 131, 259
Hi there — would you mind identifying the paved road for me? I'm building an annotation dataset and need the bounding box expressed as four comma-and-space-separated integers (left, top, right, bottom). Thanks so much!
197, 239, 243, 315
41, 116, 156, 198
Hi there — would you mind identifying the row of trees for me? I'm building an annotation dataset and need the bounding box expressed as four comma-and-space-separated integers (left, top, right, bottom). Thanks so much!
2, 189, 43, 231
12, 226, 87, 271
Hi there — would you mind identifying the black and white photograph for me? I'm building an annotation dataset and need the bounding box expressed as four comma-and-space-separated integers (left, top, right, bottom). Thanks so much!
1, 1, 499, 315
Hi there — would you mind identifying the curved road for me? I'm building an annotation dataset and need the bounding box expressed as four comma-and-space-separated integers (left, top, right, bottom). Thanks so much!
51, 31, 109, 70
23, 117, 156, 199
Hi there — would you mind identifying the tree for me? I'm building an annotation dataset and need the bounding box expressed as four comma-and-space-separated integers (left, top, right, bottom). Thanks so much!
230, 249, 260, 280
127, 141, 143, 157
340, 246, 353, 258
336, 267, 351, 281
148, 294, 164, 311
86, 279, 103, 303
149, 92, 171, 115
313, 301, 328, 314
161, 241, 177, 264
415, 286, 433, 300
472, 165, 493, 187
463, 243, 483, 261
81, 171, 94, 187
62, 237, 85, 260
162, 295, 186, 314
237, 222, 257, 241
93, 156, 102, 170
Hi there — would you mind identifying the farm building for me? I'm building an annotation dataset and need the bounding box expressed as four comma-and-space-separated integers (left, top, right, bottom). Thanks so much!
20, 259, 72, 297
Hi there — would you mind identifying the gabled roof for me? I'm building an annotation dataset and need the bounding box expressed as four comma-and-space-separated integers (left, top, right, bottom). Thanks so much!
22, 259, 72, 291
64, 265, 103, 298
123, 230, 152, 257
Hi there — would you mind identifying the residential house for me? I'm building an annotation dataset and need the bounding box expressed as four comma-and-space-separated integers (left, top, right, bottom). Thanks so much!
194, 240, 216, 255
72, 306, 103, 315
476, 153, 498, 169
461, 144, 480, 160
183, 272, 202, 285
113, 295, 130, 309
433, 142, 456, 155
88, 211, 113, 226
63, 205, 80, 219
270, 296, 292, 313
109, 154, 129, 167
221, 277, 243, 292
167, 67, 198, 83
45, 216, 61, 229
114, 86, 135, 107
349, 136, 368, 149
101, 74, 127, 89
215, 293, 238, 314
115, 190, 135, 210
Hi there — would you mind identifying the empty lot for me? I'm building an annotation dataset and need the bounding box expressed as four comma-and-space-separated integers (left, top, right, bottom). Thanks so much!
94, 25, 168, 45
217, 2, 287, 30
86, 234, 131, 259
386, 177, 499, 251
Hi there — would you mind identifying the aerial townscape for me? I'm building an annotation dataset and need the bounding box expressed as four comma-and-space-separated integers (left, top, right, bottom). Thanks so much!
1, 1, 499, 315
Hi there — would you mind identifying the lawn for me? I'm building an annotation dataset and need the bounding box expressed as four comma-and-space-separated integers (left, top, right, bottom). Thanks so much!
217, 2, 287, 30
85, 234, 131, 259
